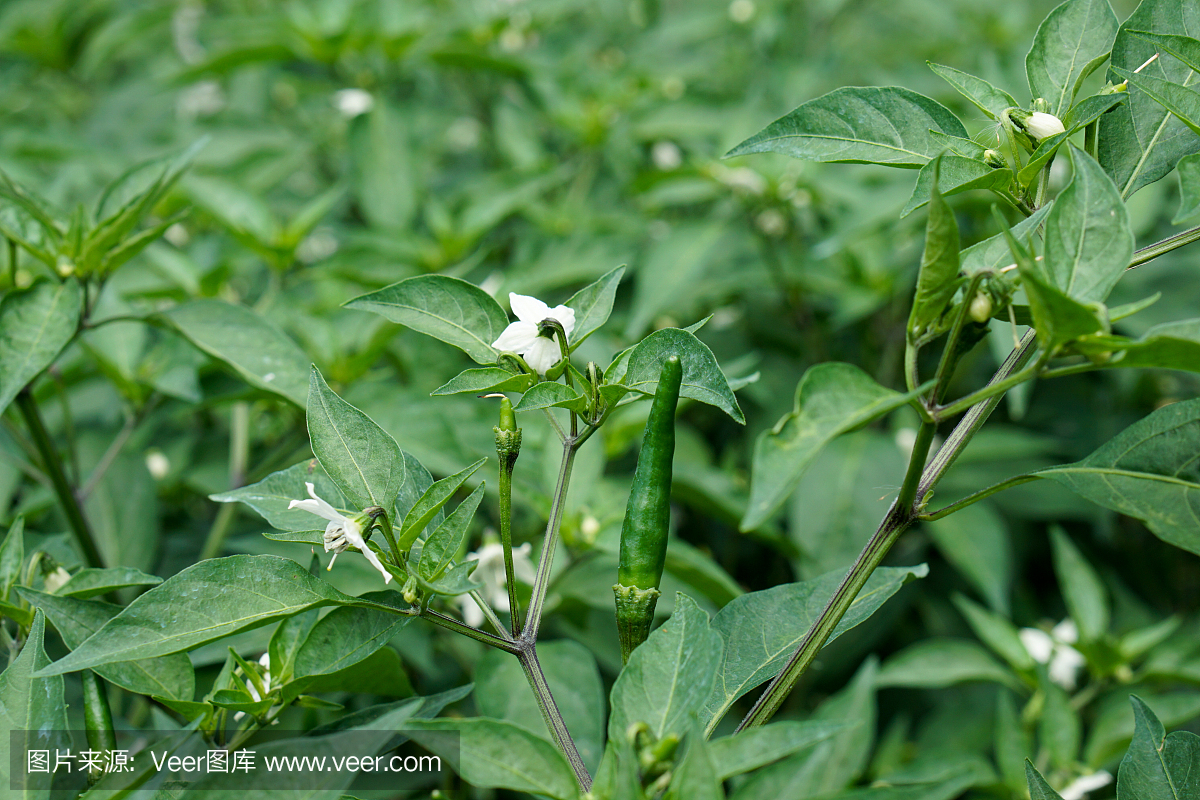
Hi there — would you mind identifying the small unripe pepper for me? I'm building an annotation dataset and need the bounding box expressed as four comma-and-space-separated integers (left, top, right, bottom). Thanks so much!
613, 355, 682, 663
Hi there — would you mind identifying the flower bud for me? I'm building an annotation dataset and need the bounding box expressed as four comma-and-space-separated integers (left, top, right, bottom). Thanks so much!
968, 293, 993, 324
1031, 97, 1051, 114
1010, 109, 1066, 141
982, 149, 1006, 169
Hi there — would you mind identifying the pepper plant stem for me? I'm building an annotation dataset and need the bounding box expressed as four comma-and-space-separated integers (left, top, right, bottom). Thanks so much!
498, 451, 522, 636
517, 645, 592, 791
523, 439, 576, 641
15, 389, 104, 568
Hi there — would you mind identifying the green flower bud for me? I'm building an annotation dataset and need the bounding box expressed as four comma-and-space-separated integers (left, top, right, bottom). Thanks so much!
982, 149, 1006, 169
1032, 97, 1051, 113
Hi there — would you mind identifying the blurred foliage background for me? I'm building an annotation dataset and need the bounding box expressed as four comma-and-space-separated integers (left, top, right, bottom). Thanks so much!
6, 0, 1200, 795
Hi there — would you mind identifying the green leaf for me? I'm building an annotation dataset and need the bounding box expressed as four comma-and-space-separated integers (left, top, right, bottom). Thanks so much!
0, 610, 69, 800
609, 593, 723, 742
1019, 256, 1108, 351
56, 566, 162, 598
1042, 145, 1133, 302
730, 659, 877, 798
1026, 0, 1119, 116
1034, 399, 1200, 555
901, 155, 1013, 218
742, 363, 919, 531
1075, 319, 1200, 372
1175, 151, 1200, 221
1086, 691, 1200, 766
1026, 761, 1067, 800
927, 62, 1019, 120
417, 483, 485, 582
907, 157, 963, 338
1040, 672, 1082, 769
0, 279, 82, 415
351, 99, 416, 230
664, 734, 723, 800
567, 264, 625, 347
32, 555, 370, 676
876, 638, 1020, 690
1099, 1, 1200, 199
998, 696, 1035, 793
269, 606, 319, 686
16, 587, 194, 702
727, 87, 968, 168
345, 275, 510, 365
961, 203, 1053, 275
1129, 30, 1200, 73
397, 457, 487, 550
1118, 66, 1200, 138
307, 366, 405, 511
1050, 526, 1110, 642
953, 594, 1036, 673
289, 591, 410, 697
701, 564, 927, 732
927, 502, 1013, 614
291, 646, 412, 698
422, 559, 482, 596
0, 516, 24, 602
407, 717, 579, 800
476, 640, 606, 773
431, 367, 536, 396
1117, 696, 1200, 799
512, 381, 587, 414
621, 327, 744, 423
707, 720, 846, 780
212, 459, 351, 532
163, 299, 309, 405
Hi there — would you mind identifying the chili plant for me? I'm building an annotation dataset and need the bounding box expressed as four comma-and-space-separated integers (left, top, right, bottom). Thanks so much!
3, 0, 1200, 798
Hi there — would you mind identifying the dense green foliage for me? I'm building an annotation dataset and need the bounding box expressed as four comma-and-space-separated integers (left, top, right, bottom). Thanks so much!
3, 0, 1200, 798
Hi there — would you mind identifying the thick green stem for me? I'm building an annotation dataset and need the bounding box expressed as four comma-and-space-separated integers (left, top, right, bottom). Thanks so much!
418, 608, 521, 654
15, 390, 104, 568
896, 422, 936, 512
929, 272, 987, 405
517, 646, 592, 791
1128, 223, 1200, 269
522, 439, 576, 641
933, 360, 1041, 420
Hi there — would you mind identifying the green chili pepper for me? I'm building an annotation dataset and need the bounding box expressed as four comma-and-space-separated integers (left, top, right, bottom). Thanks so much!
81, 669, 116, 784
613, 355, 682, 662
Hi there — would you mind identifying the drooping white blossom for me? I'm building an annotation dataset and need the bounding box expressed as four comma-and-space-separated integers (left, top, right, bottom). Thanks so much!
491, 293, 576, 375
288, 483, 392, 584
1019, 619, 1085, 690
457, 540, 536, 628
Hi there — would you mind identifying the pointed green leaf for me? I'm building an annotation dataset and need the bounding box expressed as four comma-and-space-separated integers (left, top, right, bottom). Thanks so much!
1075, 318, 1200, 372
397, 457, 487, 550
1035, 399, 1200, 555
417, 482, 485, 582
0, 279, 82, 414
307, 366, 405, 511
1019, 258, 1108, 351
408, 717, 579, 800
1050, 527, 1110, 641
1040, 670, 1082, 769
702, 564, 927, 732
56, 567, 162, 598
727, 87, 968, 167
953, 594, 1035, 672
901, 155, 1013, 218
664, 735, 723, 800
927, 62, 1019, 120
431, 367, 536, 396
0, 517, 24, 603
609, 594, 723, 742
345, 275, 509, 365
1026, 0, 1119, 116
1119, 68, 1200, 139
622, 327, 744, 423
0, 610, 69, 800
289, 591, 410, 696
707, 720, 846, 780
876, 638, 1020, 690
1117, 695, 1200, 799
1026, 761, 1067, 800
908, 157, 963, 338
512, 381, 587, 413
961, 203, 1053, 275
211, 459, 351, 532
743, 363, 920, 531
567, 264, 625, 347
32, 555, 369, 676
163, 299, 309, 405
1099, 1, 1200, 199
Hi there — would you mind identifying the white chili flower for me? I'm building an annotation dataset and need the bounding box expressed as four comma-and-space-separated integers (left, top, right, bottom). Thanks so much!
457, 540, 536, 628
1009, 108, 1066, 141
332, 88, 374, 118
1020, 619, 1085, 690
287, 483, 392, 584
491, 293, 576, 375
44, 567, 72, 594
1059, 770, 1112, 800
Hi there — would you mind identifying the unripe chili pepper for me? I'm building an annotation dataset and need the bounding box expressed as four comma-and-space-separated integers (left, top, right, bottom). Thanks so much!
613, 355, 682, 663
81, 669, 116, 784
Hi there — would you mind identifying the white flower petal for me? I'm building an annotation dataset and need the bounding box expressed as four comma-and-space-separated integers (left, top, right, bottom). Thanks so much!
1020, 628, 1055, 664
546, 304, 576, 337
523, 337, 561, 374
509, 293, 551, 324
459, 595, 485, 628
1059, 771, 1112, 800
1049, 645, 1085, 690
512, 542, 537, 584
288, 483, 344, 523
357, 544, 393, 584
492, 320, 540, 352
1052, 619, 1079, 644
